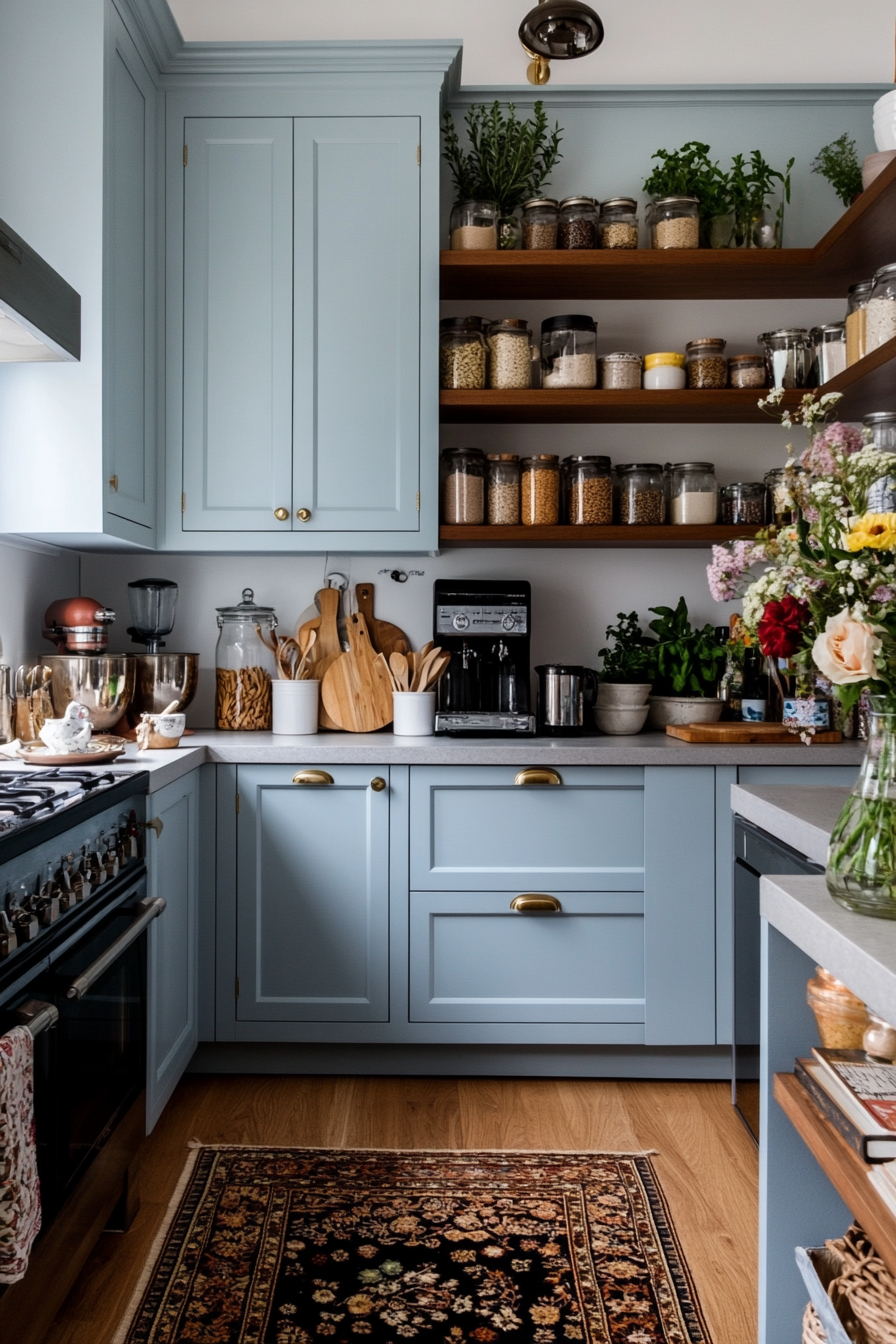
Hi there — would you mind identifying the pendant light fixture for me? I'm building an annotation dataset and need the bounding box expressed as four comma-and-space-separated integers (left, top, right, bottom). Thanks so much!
518, 0, 605, 85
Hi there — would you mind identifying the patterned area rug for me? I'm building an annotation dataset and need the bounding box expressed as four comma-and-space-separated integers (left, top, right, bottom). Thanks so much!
114, 1147, 711, 1344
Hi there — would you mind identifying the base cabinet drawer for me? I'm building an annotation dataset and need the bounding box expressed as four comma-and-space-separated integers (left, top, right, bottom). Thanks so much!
409, 891, 645, 1024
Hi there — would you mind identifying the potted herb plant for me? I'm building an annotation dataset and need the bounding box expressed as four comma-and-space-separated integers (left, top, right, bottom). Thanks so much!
642, 141, 731, 247
442, 101, 563, 250
811, 133, 863, 207
597, 611, 654, 704
728, 150, 794, 248
644, 597, 727, 728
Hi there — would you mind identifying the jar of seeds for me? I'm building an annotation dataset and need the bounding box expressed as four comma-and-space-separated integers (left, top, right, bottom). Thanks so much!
558, 197, 598, 249
866, 262, 896, 353
648, 196, 700, 250
487, 454, 521, 525
686, 337, 728, 389
541, 315, 598, 388
598, 197, 639, 249
520, 455, 560, 526
566, 455, 612, 525
487, 319, 532, 390
728, 354, 767, 389
521, 198, 559, 249
600, 351, 642, 389
439, 317, 488, 390
442, 447, 486, 524
720, 482, 766, 525
449, 199, 498, 250
616, 463, 665, 524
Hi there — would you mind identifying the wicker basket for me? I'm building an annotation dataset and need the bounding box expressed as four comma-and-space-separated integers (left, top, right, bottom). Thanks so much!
802, 1302, 828, 1344
828, 1226, 896, 1344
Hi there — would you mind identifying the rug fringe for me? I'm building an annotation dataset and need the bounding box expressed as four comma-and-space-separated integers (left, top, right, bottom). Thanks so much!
110, 1143, 203, 1344
158, 1143, 660, 1158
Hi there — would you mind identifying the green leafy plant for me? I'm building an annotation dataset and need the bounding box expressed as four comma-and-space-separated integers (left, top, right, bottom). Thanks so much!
441, 101, 563, 217
598, 612, 655, 685
642, 141, 722, 208
646, 597, 727, 697
811, 133, 863, 207
643, 141, 794, 245
728, 150, 794, 246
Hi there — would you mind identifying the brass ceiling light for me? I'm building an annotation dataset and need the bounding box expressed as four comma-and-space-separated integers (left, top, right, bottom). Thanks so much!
519, 0, 604, 85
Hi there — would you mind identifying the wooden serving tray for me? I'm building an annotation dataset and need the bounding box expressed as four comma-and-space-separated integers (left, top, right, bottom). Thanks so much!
665, 722, 842, 744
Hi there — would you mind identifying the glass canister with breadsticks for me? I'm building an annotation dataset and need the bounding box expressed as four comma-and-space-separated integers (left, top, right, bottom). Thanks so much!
215, 588, 278, 730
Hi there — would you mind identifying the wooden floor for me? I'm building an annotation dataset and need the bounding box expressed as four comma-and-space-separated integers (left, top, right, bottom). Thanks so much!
44, 1075, 758, 1344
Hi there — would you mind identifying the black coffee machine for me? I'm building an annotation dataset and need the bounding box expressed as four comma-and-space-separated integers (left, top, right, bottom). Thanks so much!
433, 579, 535, 735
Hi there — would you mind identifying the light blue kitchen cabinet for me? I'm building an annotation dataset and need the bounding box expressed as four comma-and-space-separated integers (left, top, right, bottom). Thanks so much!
145, 770, 200, 1133
235, 765, 390, 1021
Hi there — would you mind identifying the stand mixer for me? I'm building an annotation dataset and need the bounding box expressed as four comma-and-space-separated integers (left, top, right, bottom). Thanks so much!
124, 579, 199, 730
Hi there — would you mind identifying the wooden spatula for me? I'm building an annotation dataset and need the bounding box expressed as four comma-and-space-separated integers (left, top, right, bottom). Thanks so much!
355, 584, 410, 660
321, 612, 394, 732
298, 588, 344, 729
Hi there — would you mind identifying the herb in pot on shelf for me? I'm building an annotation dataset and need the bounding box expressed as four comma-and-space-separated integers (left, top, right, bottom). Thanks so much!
811, 132, 863, 207
645, 597, 727, 727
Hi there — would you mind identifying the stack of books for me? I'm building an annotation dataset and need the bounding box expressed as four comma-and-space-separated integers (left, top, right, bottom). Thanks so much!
795, 1048, 896, 1215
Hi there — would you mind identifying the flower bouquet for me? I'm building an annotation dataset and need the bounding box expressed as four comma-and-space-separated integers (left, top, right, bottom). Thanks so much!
706, 388, 896, 916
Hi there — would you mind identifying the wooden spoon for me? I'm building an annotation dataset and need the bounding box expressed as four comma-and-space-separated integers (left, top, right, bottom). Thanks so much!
412, 648, 440, 692
389, 652, 409, 693
422, 651, 451, 690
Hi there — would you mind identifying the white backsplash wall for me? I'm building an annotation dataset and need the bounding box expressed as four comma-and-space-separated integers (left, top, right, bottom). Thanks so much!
0, 538, 80, 672
81, 548, 736, 728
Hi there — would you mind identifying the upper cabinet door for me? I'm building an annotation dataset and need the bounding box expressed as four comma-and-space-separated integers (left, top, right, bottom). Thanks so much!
182, 118, 294, 531
292, 117, 421, 534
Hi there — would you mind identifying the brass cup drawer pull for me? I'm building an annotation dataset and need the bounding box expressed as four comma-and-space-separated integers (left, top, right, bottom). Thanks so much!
514, 768, 562, 787
510, 894, 562, 913
292, 770, 334, 786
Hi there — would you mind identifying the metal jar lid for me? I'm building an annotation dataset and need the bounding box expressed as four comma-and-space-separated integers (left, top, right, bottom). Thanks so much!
520, 454, 560, 465
564, 454, 611, 468
440, 316, 485, 332
600, 197, 638, 213
669, 462, 715, 472
759, 328, 810, 341
541, 314, 596, 333
872, 262, 896, 284
848, 279, 874, 297
864, 410, 896, 425
616, 462, 663, 473
522, 197, 559, 211
558, 196, 597, 209
728, 353, 764, 364
486, 453, 520, 461
651, 195, 699, 207
686, 337, 727, 351
601, 350, 641, 362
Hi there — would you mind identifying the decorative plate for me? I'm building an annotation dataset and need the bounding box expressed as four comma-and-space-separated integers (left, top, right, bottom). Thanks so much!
16, 736, 129, 766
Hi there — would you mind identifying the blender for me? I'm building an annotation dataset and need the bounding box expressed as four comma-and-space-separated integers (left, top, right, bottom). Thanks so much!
124, 579, 199, 730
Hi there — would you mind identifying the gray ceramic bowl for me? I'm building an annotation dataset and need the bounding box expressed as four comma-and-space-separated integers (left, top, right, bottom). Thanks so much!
594, 704, 650, 736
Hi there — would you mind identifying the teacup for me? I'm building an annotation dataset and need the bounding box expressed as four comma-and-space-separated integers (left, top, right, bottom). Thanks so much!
136, 712, 186, 751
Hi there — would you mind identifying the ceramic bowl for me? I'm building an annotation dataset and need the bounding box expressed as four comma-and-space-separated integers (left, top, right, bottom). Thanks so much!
646, 696, 724, 729
594, 704, 650, 736
596, 682, 652, 708
137, 712, 186, 750
863, 149, 896, 189
873, 90, 896, 150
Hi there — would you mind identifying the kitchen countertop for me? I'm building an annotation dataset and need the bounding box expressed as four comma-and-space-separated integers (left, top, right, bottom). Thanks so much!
761, 874, 896, 1022
731, 784, 852, 865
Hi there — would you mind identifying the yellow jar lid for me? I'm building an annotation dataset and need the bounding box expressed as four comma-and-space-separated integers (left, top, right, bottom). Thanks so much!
644, 351, 686, 370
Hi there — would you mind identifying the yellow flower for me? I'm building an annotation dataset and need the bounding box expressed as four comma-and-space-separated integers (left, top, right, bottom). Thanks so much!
845, 512, 896, 551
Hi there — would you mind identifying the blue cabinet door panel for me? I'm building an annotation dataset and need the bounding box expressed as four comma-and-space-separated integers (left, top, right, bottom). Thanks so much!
293, 117, 420, 532
409, 891, 645, 1024
236, 765, 389, 1021
182, 118, 294, 531
409, 766, 644, 890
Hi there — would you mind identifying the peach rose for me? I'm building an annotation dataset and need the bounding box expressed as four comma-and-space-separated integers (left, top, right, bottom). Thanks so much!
812, 610, 882, 685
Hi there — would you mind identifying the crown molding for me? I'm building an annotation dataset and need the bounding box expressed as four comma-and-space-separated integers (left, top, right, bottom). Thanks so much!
450, 82, 892, 109
113, 0, 183, 71
162, 38, 463, 87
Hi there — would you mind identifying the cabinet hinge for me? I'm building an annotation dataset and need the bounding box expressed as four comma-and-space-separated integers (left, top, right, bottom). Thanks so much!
235, 792, 241, 814
235, 976, 240, 998
416, 491, 420, 512
183, 143, 188, 167
416, 144, 421, 167
181, 492, 186, 514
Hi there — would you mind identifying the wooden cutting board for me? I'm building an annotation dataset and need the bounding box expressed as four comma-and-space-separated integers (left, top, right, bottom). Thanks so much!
666, 722, 843, 744
321, 611, 394, 732
298, 588, 344, 730
355, 583, 409, 660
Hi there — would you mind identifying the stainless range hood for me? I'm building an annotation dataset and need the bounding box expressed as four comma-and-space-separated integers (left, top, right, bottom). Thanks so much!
0, 215, 80, 361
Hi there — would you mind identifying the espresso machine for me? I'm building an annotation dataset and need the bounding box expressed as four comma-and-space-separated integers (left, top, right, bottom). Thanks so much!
433, 579, 534, 735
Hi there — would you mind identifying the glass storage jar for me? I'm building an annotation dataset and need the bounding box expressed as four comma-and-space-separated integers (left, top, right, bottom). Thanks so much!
846, 278, 873, 366
720, 481, 766, 525
215, 588, 278, 731
810, 322, 847, 384
520, 455, 560, 526
643, 351, 685, 389
439, 317, 488, 390
648, 196, 700, 249
541, 315, 597, 388
442, 447, 486, 524
616, 463, 665, 525
764, 465, 808, 526
558, 197, 598, 249
728, 354, 767, 388
668, 462, 718, 524
487, 454, 521, 525
760, 328, 813, 388
449, 199, 498, 251
497, 214, 522, 251
565, 455, 612, 525
686, 338, 728, 389
864, 411, 896, 511
487, 319, 532, 389
521, 197, 559, 250
866, 262, 896, 353
599, 351, 642, 389
598, 197, 639, 249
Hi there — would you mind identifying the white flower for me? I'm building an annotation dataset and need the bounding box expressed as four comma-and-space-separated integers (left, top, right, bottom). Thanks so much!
812, 610, 882, 684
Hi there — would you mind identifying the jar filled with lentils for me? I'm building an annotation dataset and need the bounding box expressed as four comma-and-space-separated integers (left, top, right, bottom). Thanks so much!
487, 319, 532, 390
728, 354, 767, 389
720, 482, 766, 525
439, 317, 487, 390
616, 463, 665, 525
648, 196, 700, 250
598, 197, 639, 249
521, 198, 559, 249
520, 455, 560, 526
600, 351, 642, 389
487, 454, 521, 525
442, 447, 486, 525
566, 455, 613, 525
558, 197, 598, 249
686, 337, 728, 389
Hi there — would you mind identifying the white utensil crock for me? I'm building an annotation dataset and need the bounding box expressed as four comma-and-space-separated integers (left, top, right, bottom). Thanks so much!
392, 691, 435, 737
272, 679, 320, 735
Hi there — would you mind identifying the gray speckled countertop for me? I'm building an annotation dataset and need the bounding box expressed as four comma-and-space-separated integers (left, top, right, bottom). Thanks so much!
731, 784, 853, 865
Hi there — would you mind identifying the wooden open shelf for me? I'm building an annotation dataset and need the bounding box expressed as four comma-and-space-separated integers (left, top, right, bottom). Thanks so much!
441, 157, 896, 301
439, 524, 751, 549
775, 1072, 896, 1280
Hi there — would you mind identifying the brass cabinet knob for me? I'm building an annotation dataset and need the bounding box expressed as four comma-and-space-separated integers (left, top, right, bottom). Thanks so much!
292, 770, 334, 786
274, 507, 289, 521
514, 768, 562, 787
510, 894, 561, 913
370, 777, 387, 792
296, 508, 312, 522
108, 475, 119, 492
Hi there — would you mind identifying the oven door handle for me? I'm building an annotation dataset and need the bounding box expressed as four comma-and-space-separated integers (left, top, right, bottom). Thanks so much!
65, 897, 166, 1001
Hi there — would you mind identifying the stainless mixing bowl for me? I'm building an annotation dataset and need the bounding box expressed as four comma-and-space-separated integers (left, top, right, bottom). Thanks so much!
45, 655, 136, 730
126, 653, 200, 725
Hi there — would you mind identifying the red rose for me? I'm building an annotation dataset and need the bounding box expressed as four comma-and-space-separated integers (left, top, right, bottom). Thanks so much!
757, 596, 808, 660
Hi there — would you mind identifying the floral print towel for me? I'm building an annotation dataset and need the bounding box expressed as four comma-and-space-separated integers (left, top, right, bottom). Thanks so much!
0, 1025, 41, 1284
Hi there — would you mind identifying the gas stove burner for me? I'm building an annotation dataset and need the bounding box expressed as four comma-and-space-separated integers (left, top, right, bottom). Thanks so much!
24, 769, 117, 789
0, 768, 140, 848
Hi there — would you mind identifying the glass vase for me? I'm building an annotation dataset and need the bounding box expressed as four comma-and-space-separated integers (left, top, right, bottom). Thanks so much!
826, 696, 896, 917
